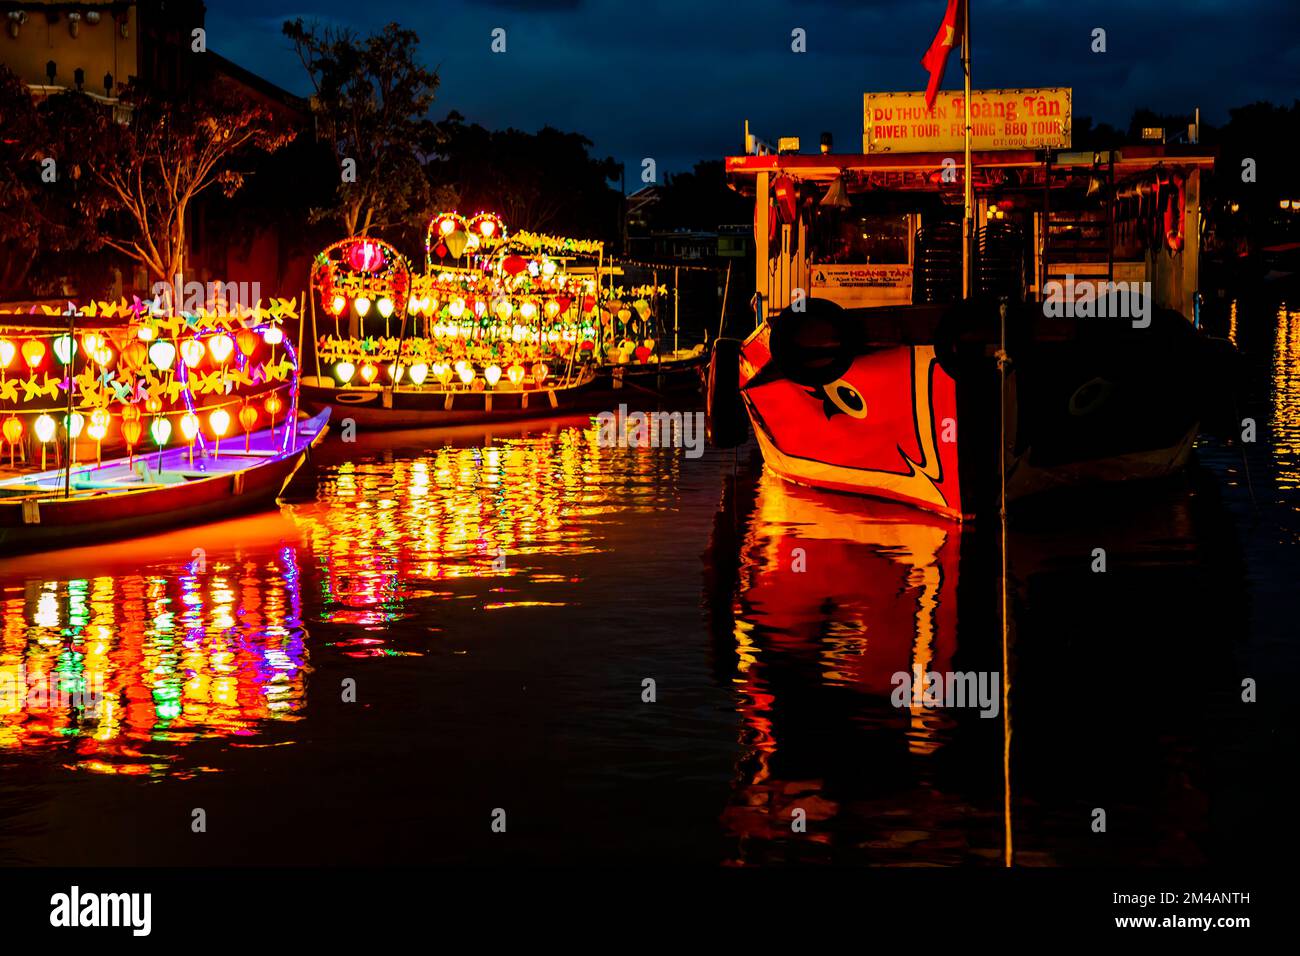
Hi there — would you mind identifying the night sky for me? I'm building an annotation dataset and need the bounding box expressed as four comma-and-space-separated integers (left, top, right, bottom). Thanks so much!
206, 0, 1300, 178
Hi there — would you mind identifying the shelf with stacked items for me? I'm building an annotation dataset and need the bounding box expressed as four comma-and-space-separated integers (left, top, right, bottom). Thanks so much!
0, 298, 302, 474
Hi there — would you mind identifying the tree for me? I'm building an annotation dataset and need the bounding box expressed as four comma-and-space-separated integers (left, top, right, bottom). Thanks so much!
71, 87, 295, 285
284, 19, 445, 238
431, 112, 621, 239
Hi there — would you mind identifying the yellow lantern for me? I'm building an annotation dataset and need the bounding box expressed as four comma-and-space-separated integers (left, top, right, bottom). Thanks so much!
263, 326, 284, 346
377, 298, 395, 319
239, 403, 258, 451
355, 296, 371, 317
331, 295, 347, 315
210, 407, 231, 458
21, 339, 45, 369
148, 340, 176, 371
208, 333, 234, 364
457, 363, 474, 385
0, 339, 16, 369
335, 361, 356, 385
409, 363, 429, 385
34, 413, 56, 469
507, 363, 525, 386
484, 364, 502, 387
180, 339, 206, 368
180, 411, 200, 464
360, 363, 378, 384
3, 414, 22, 468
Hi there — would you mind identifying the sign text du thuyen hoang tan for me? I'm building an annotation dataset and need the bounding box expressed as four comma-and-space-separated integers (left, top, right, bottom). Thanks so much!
863, 88, 1072, 153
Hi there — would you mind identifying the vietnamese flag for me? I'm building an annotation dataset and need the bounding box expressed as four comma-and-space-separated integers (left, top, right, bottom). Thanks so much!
921, 0, 964, 112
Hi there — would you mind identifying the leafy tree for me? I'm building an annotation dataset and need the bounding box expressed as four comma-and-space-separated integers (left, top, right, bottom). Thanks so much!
646, 160, 750, 232
284, 19, 445, 238
65, 85, 294, 285
431, 112, 621, 239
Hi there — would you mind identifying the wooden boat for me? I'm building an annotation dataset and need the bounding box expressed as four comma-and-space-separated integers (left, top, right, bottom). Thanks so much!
713, 137, 1238, 520
590, 347, 706, 403
0, 409, 330, 554
711, 298, 1235, 520
299, 367, 600, 430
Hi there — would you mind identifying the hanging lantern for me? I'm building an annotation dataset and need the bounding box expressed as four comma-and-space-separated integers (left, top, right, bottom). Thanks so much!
409, 363, 429, 385
92, 345, 113, 367
52, 334, 77, 365
263, 326, 284, 346
210, 407, 230, 458
532, 362, 549, 385
507, 363, 525, 386
457, 364, 474, 385
377, 297, 395, 319
136, 323, 157, 341
494, 299, 513, 321
554, 295, 573, 314
21, 339, 45, 369
484, 364, 502, 387
502, 255, 528, 277
264, 393, 283, 418
180, 411, 199, 464
444, 228, 469, 259
239, 402, 258, 451
121, 418, 143, 466
2, 415, 21, 468
65, 411, 84, 439
773, 174, 799, 224
0, 339, 15, 368
148, 340, 176, 371
388, 363, 405, 384
541, 258, 557, 277
180, 338, 206, 368
346, 239, 386, 272
544, 300, 560, 319
89, 408, 111, 439
208, 333, 234, 364
150, 417, 171, 447
331, 295, 347, 316
34, 413, 56, 469
359, 363, 378, 384
236, 328, 261, 356
335, 361, 356, 385
449, 298, 465, 318
355, 296, 371, 317
519, 301, 537, 320
122, 340, 148, 372
633, 299, 651, 321
433, 363, 453, 386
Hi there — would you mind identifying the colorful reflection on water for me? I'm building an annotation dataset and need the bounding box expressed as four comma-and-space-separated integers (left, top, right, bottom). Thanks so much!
0, 548, 307, 776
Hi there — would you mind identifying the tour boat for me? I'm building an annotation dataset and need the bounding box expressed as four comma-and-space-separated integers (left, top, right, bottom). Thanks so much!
709, 93, 1237, 520
0, 409, 329, 554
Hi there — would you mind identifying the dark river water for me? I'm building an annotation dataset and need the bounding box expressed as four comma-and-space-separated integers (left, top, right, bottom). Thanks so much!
0, 292, 1296, 867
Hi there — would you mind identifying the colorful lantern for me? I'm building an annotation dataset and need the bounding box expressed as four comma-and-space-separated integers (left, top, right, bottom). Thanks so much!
21, 339, 45, 369
239, 402, 258, 451
180, 338, 206, 368
208, 333, 234, 364
331, 295, 347, 316
210, 408, 230, 458
346, 240, 386, 272
122, 418, 143, 467
180, 411, 200, 464
237, 328, 261, 356
2, 415, 22, 467
148, 340, 176, 371
52, 334, 77, 365
532, 362, 549, 386
360, 363, 378, 384
507, 363, 525, 386
34, 413, 55, 470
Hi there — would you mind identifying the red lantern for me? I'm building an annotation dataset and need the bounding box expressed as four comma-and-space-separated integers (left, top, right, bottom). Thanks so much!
502, 255, 528, 277
634, 345, 652, 363
236, 328, 260, 356
554, 295, 573, 314
346, 240, 386, 272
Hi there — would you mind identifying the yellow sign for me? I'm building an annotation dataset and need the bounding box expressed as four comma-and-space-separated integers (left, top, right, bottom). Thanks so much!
863, 88, 1071, 153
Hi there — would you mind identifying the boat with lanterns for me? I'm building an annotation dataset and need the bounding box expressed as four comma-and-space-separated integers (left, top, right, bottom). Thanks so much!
300, 214, 611, 428
709, 87, 1238, 520
0, 299, 328, 554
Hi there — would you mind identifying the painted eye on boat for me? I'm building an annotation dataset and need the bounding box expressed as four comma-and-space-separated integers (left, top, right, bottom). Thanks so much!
824, 379, 868, 419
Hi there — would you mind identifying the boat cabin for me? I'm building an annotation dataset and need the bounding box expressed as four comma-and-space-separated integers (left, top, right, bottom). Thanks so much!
727, 143, 1215, 323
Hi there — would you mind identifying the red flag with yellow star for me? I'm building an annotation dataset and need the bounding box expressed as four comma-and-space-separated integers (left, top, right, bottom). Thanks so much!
922, 0, 963, 112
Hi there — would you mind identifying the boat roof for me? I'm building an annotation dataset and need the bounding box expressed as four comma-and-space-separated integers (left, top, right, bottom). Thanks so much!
726, 144, 1217, 186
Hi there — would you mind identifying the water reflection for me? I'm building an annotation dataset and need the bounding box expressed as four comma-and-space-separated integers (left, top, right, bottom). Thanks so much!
0, 548, 306, 776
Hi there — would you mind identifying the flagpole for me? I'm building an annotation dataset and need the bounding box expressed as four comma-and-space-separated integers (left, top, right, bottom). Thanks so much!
962, 0, 973, 299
